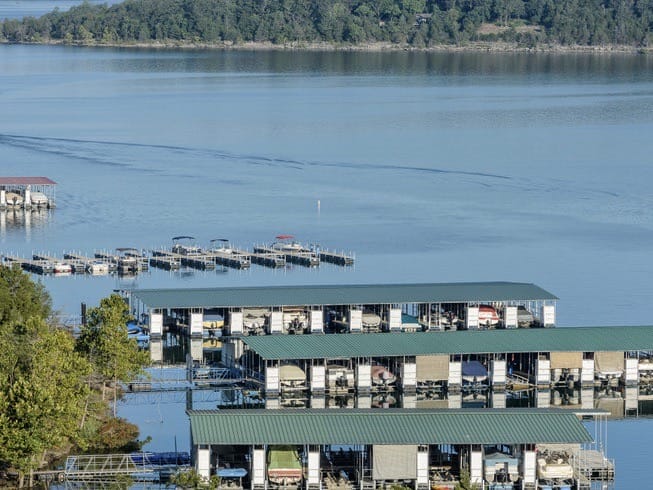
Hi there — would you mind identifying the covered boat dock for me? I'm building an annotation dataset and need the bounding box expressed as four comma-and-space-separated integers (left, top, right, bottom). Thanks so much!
189, 408, 607, 489
0, 176, 56, 209
233, 326, 653, 394
130, 282, 558, 338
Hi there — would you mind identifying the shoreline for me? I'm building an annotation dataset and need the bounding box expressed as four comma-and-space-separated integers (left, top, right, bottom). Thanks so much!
1, 39, 651, 54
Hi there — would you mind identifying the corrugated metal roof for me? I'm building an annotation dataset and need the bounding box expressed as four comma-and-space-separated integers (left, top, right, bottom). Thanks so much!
0, 177, 57, 185
131, 282, 557, 309
188, 409, 592, 445
243, 326, 653, 359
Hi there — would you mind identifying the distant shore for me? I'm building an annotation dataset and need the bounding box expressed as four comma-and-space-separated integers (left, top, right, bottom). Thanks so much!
2, 39, 651, 54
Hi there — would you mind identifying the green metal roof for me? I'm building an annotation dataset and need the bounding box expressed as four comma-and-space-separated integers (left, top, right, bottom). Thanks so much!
188, 409, 592, 445
242, 326, 653, 360
131, 282, 557, 309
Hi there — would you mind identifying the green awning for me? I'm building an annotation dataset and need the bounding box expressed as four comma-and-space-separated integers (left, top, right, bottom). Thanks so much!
132, 282, 557, 309
242, 326, 653, 360
189, 409, 592, 446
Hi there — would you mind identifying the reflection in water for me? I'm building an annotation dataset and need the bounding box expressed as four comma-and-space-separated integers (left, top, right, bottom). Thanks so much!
0, 208, 52, 240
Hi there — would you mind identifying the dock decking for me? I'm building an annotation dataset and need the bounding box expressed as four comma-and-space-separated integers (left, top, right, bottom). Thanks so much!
253, 246, 320, 267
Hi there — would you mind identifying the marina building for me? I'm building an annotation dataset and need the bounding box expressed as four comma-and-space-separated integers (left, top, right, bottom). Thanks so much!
188, 408, 611, 489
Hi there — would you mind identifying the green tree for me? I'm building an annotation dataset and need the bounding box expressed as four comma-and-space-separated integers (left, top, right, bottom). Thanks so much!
0, 266, 90, 487
76, 294, 150, 415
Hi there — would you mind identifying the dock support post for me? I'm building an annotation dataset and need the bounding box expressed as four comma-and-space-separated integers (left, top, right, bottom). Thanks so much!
581, 358, 594, 386
536, 389, 550, 408
268, 311, 282, 334
504, 306, 518, 329
581, 387, 594, 410
401, 360, 416, 392
417, 446, 429, 487
448, 359, 461, 391
196, 444, 211, 479
470, 446, 482, 486
310, 309, 324, 333
252, 446, 266, 487
448, 392, 462, 409
149, 310, 163, 338
522, 446, 536, 486
356, 363, 371, 393
229, 310, 244, 335
491, 390, 506, 409
191, 338, 203, 362
541, 304, 556, 327
535, 357, 551, 387
624, 357, 639, 385
265, 362, 280, 395
24, 185, 32, 209
307, 446, 321, 487
466, 306, 479, 330
490, 359, 506, 389
310, 364, 326, 393
0, 190, 5, 209
190, 309, 203, 337
348, 309, 362, 333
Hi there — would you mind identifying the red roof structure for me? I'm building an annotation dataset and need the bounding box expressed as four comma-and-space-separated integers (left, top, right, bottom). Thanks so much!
0, 177, 56, 185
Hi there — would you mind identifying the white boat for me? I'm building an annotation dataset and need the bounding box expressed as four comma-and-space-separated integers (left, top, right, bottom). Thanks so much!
29, 191, 49, 208
462, 361, 488, 385
6, 192, 23, 207
362, 310, 381, 330
280, 364, 306, 388
270, 234, 311, 253
537, 456, 574, 480
478, 305, 501, 327
53, 262, 72, 274
86, 260, 109, 275
371, 365, 396, 386
326, 364, 355, 389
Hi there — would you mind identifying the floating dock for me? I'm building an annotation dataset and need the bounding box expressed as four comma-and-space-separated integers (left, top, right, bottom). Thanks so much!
205, 250, 251, 269
4, 239, 354, 276
151, 250, 215, 271
253, 246, 320, 267
32, 253, 85, 273
2, 255, 54, 274
319, 249, 355, 266
64, 252, 118, 272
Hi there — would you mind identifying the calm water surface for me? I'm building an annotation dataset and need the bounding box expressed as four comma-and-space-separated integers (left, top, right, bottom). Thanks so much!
0, 0, 122, 20
1, 45, 652, 487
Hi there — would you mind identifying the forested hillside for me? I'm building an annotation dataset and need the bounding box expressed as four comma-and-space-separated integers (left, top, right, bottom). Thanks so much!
1, 0, 652, 48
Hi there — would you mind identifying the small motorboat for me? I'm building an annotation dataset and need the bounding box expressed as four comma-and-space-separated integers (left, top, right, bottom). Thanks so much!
462, 360, 488, 386
362, 310, 381, 331
86, 260, 109, 275
267, 446, 303, 486
270, 234, 311, 253
29, 191, 49, 208
6, 192, 24, 207
53, 262, 72, 274
371, 365, 396, 386
280, 364, 306, 388
478, 305, 501, 327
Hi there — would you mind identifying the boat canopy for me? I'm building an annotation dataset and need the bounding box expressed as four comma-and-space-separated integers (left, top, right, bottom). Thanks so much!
173, 235, 196, 241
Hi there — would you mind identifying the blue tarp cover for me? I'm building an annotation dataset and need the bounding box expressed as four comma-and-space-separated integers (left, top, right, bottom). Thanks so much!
462, 360, 488, 377
217, 468, 248, 478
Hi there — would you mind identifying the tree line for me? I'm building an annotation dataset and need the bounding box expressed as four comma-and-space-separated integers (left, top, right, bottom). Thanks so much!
1, 0, 652, 48
0, 265, 150, 487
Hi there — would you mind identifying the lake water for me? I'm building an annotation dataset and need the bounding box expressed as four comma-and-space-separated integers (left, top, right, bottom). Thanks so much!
1, 44, 652, 487
0, 0, 122, 20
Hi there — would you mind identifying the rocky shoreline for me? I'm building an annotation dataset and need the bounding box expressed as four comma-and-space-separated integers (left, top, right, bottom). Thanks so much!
2, 38, 651, 54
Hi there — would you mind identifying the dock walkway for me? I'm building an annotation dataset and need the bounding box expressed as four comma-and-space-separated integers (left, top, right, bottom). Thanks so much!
253, 246, 320, 267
